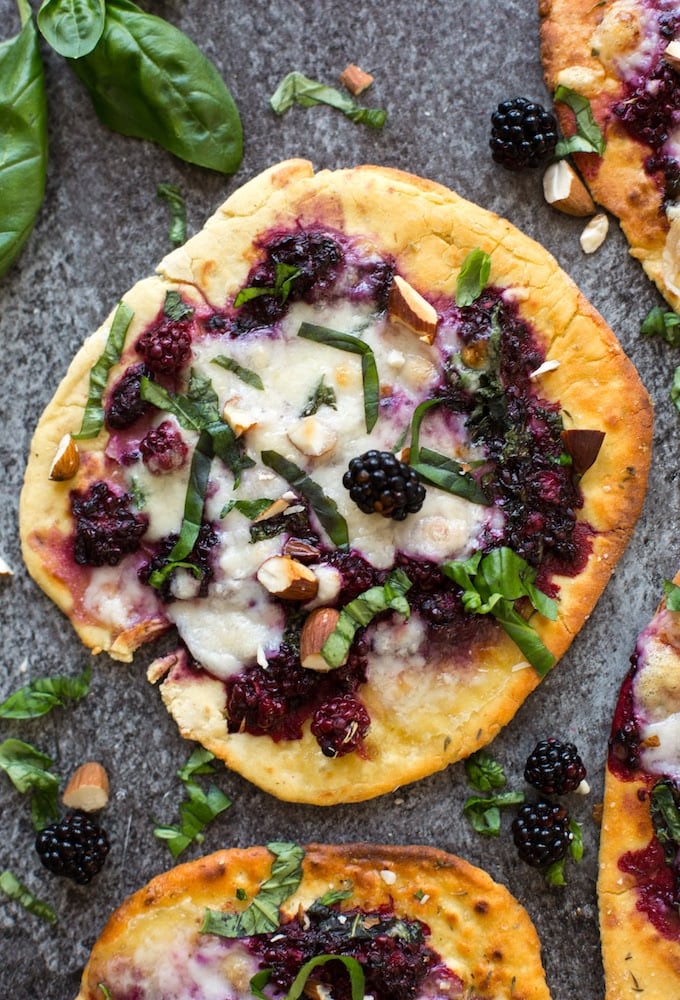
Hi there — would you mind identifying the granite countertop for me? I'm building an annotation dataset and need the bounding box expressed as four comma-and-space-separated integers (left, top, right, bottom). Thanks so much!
0, 2, 677, 998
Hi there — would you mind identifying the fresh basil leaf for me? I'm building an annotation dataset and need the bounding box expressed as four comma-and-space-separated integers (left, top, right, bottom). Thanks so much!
153, 747, 231, 859
97, 986, 112, 1000
249, 970, 271, 1000
0, 738, 60, 830
321, 569, 412, 668
641, 305, 680, 347
545, 858, 567, 887
140, 371, 217, 432
463, 791, 524, 835
220, 497, 273, 520
553, 85, 606, 157
37, 0, 104, 57
455, 248, 491, 307
671, 366, 680, 414
0, 664, 91, 719
73, 300, 134, 439
271, 71, 386, 129
163, 288, 193, 322
0, 870, 57, 925
297, 322, 379, 431
300, 375, 337, 417
569, 818, 584, 863
0, 3, 48, 279
650, 779, 680, 865
408, 398, 445, 463
261, 450, 349, 550
156, 184, 187, 247
412, 448, 488, 505
285, 955, 365, 1000
70, 0, 243, 173
201, 841, 304, 937
212, 355, 265, 390
129, 477, 146, 511
233, 262, 302, 308
316, 888, 353, 907
664, 580, 680, 612
464, 749, 506, 792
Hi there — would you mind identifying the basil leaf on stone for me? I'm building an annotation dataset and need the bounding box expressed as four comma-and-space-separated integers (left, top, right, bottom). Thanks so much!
464, 748, 506, 792
297, 322, 379, 432
0, 1, 48, 279
156, 183, 187, 247
261, 450, 349, 550
73, 300, 134, 439
153, 747, 231, 859
455, 248, 491, 307
640, 305, 680, 347
0, 870, 57, 925
212, 355, 265, 390
37, 0, 104, 58
664, 580, 680, 612
271, 71, 386, 129
0, 738, 60, 830
300, 375, 337, 417
554, 85, 606, 157
69, 0, 242, 173
202, 841, 304, 938
463, 791, 524, 836
321, 569, 412, 668
0, 664, 91, 719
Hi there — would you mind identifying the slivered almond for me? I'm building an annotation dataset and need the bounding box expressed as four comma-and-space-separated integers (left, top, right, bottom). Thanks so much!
252, 497, 290, 522
221, 397, 257, 437
62, 762, 109, 812
543, 160, 595, 217
300, 607, 342, 671
580, 213, 609, 253
663, 39, 680, 71
339, 63, 374, 95
287, 416, 338, 456
49, 434, 79, 481
256, 555, 319, 601
387, 275, 438, 344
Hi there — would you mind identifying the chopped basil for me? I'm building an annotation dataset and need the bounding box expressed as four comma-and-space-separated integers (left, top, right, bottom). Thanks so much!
153, 747, 231, 858
270, 71, 386, 129
455, 248, 491, 307
219, 497, 273, 520
282, 955, 365, 1000
650, 779, 680, 865
408, 399, 488, 504
0, 870, 57, 925
162, 288, 193, 321
553, 85, 606, 158
664, 580, 680, 612
316, 887, 353, 907
97, 986, 112, 1000
261, 450, 349, 550
212, 355, 264, 390
233, 262, 302, 308
0, 738, 60, 831
641, 305, 680, 347
156, 183, 187, 247
128, 477, 146, 511
201, 841, 304, 937
441, 547, 558, 676
297, 322, 379, 432
300, 375, 337, 417
0, 664, 91, 719
321, 569, 412, 668
545, 818, 583, 886
671, 366, 680, 415
73, 299, 134, 439
464, 748, 507, 792
463, 791, 524, 836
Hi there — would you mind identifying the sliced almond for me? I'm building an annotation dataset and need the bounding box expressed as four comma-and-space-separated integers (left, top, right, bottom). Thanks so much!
62, 761, 110, 812
663, 39, 680, 71
580, 213, 609, 253
256, 555, 319, 601
282, 538, 321, 562
387, 275, 438, 344
299, 607, 342, 671
0, 556, 13, 576
252, 497, 290, 522
49, 434, 80, 481
543, 160, 595, 217
221, 396, 257, 437
287, 416, 338, 457
339, 63, 374, 95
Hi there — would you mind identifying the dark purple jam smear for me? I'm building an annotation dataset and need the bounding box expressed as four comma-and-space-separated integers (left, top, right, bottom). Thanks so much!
619, 836, 680, 941
245, 901, 460, 1000
71, 481, 148, 567
608, 658, 643, 778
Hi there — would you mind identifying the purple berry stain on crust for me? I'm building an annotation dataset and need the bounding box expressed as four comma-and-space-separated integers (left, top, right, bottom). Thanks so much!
105, 362, 154, 430
71, 481, 148, 567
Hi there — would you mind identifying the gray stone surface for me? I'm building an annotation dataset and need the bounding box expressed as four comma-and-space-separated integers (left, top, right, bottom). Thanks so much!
0, 1, 676, 998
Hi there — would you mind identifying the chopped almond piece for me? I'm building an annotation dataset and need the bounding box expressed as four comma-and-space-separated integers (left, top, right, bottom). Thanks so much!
388, 275, 438, 344
339, 63, 374, 95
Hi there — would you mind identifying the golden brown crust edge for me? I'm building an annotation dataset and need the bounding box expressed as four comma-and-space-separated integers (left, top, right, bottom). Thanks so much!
75, 843, 552, 1000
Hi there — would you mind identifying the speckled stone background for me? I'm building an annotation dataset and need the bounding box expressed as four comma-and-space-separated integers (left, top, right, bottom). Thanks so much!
0, 1, 677, 997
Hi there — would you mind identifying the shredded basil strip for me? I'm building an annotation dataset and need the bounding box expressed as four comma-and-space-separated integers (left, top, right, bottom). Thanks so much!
261, 450, 349, 550
0, 664, 91, 719
270, 71, 386, 129
211, 355, 264, 390
651, 780, 680, 865
297, 322, 379, 432
220, 497, 273, 520
664, 580, 680, 612
554, 85, 606, 157
442, 548, 558, 676
300, 375, 337, 417
156, 183, 187, 247
321, 569, 412, 668
0, 738, 60, 831
286, 955, 365, 1000
0, 870, 57, 925
463, 791, 525, 836
455, 248, 491, 307
153, 747, 231, 858
233, 262, 302, 308
641, 305, 680, 347
201, 841, 304, 937
163, 288, 193, 321
408, 399, 487, 504
465, 748, 507, 792
73, 300, 134, 439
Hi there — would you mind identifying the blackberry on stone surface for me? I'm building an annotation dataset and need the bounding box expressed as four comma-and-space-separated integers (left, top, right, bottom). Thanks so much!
511, 799, 572, 868
343, 450, 426, 521
310, 694, 371, 758
105, 362, 154, 430
35, 810, 110, 884
71, 481, 148, 566
490, 97, 558, 170
524, 737, 587, 795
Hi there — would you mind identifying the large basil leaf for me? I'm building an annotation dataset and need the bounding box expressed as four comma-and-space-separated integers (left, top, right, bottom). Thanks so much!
0, 1, 48, 279
69, 0, 242, 173
37, 0, 105, 58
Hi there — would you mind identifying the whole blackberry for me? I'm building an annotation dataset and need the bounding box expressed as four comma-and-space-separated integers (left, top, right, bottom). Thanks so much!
512, 800, 572, 868
35, 811, 110, 884
311, 694, 370, 757
71, 481, 148, 566
136, 316, 192, 374
343, 450, 426, 521
524, 737, 587, 795
139, 420, 188, 474
490, 98, 558, 170
106, 362, 154, 430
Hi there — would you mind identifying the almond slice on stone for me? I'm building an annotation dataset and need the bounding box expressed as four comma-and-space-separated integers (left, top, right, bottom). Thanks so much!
543, 160, 595, 217
339, 63, 374, 95
256, 555, 319, 601
49, 434, 80, 481
300, 607, 342, 671
580, 213, 609, 254
62, 761, 110, 812
387, 275, 438, 344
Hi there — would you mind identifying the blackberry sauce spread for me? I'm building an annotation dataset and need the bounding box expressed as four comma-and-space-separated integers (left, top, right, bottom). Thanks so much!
69, 226, 592, 757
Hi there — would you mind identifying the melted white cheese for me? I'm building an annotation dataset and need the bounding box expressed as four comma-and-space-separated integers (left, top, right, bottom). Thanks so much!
633, 608, 680, 778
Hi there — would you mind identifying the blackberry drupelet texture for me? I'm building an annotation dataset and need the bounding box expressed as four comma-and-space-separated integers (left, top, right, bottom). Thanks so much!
35, 811, 110, 884
343, 450, 426, 521
524, 737, 587, 795
512, 799, 573, 868
311, 694, 371, 757
105, 362, 154, 430
71, 481, 148, 566
490, 98, 558, 170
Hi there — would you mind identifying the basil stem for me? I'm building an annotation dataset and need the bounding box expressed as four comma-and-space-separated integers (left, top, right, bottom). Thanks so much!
297, 322, 379, 432
455, 248, 491, 307
0, 2, 48, 278
271, 71, 386, 129
37, 0, 105, 58
73, 300, 134, 439
554, 85, 606, 158
0, 870, 57, 925
261, 450, 349, 551
157, 183, 187, 247
69, 0, 242, 174
212, 355, 264, 391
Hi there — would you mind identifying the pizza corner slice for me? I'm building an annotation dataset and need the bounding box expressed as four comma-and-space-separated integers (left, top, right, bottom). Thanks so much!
20, 159, 653, 803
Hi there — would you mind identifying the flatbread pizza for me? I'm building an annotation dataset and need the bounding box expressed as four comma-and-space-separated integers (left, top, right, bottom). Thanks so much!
20, 159, 652, 803
539, 0, 680, 312
74, 841, 552, 1000
598, 572, 680, 998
